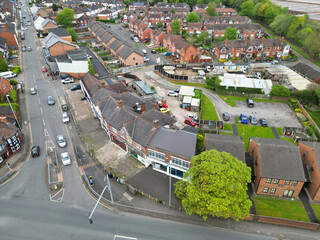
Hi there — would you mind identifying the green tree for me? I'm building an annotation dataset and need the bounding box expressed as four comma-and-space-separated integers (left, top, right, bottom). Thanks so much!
181, 29, 189, 39
175, 149, 252, 220
292, 90, 318, 105
304, 32, 320, 58
0, 58, 8, 72
55, 8, 74, 28
9, 90, 18, 102
196, 133, 204, 152
206, 2, 218, 17
198, 31, 208, 42
171, 8, 175, 14
270, 84, 290, 97
240, 0, 254, 18
264, 5, 278, 24
186, 12, 199, 23
52, 3, 58, 11
88, 59, 95, 75
156, 22, 163, 29
225, 27, 237, 40
67, 27, 78, 41
124, 0, 130, 7
270, 14, 295, 35
171, 18, 181, 35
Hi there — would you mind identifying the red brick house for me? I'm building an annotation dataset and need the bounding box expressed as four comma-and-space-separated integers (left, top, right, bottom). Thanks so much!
76, 15, 94, 27
248, 138, 306, 198
217, 8, 237, 16
0, 77, 13, 100
172, 41, 197, 62
298, 141, 320, 201
117, 45, 144, 66
185, 22, 203, 36
163, 34, 183, 51
214, 37, 291, 60
150, 30, 166, 45
205, 16, 251, 25
193, 4, 208, 19
41, 18, 59, 33
98, 9, 113, 20
0, 23, 18, 49
129, 20, 147, 33
44, 33, 77, 57
137, 25, 152, 40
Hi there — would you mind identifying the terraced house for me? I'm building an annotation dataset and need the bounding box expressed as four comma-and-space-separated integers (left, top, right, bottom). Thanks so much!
214, 37, 290, 60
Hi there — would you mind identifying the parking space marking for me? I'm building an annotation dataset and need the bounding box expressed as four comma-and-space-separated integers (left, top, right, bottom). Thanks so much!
45, 140, 55, 150
44, 128, 49, 137
113, 235, 137, 240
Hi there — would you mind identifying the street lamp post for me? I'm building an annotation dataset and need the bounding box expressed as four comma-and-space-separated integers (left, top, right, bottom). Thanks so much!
168, 161, 172, 208
6, 95, 23, 135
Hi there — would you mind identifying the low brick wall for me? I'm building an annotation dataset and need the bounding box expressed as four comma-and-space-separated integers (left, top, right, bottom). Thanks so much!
257, 215, 320, 230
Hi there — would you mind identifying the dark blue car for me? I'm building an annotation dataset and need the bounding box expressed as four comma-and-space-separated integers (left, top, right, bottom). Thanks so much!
240, 114, 248, 124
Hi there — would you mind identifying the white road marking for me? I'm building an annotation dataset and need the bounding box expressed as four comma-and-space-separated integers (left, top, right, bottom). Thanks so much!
49, 188, 64, 202
45, 140, 55, 150
40, 107, 42, 114
44, 128, 49, 137
38, 98, 40, 104
114, 236, 137, 240
123, 192, 133, 201
42, 119, 45, 126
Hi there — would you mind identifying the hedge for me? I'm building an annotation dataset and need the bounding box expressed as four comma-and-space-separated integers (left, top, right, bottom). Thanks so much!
95, 18, 116, 23
311, 125, 320, 140
11, 66, 21, 74
10, 79, 19, 85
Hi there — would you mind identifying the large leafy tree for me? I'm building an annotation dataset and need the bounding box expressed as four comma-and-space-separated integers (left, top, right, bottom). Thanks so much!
0, 58, 8, 72
175, 149, 252, 220
55, 8, 74, 28
66, 27, 78, 41
206, 2, 218, 17
240, 0, 254, 18
270, 14, 295, 35
171, 18, 181, 35
186, 12, 199, 23
225, 27, 237, 40
270, 84, 290, 97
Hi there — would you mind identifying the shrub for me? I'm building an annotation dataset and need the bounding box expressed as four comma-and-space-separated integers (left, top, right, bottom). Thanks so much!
218, 58, 228, 63
306, 127, 313, 137
294, 108, 302, 113
10, 79, 19, 85
8, 90, 18, 102
11, 66, 21, 74
311, 125, 320, 140
194, 89, 202, 99
298, 115, 307, 122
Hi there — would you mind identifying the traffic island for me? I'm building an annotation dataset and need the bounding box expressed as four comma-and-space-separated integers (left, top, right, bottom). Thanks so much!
46, 149, 63, 194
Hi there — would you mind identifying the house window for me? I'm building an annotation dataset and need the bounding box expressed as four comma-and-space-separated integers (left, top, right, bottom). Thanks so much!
133, 57, 135, 60
172, 157, 190, 169
292, 181, 298, 186
237, 48, 240, 51
266, 178, 272, 183
248, 47, 253, 52
3, 85, 6, 89
270, 188, 276, 194
149, 149, 165, 161
283, 190, 294, 197
273, 179, 279, 184
263, 187, 269, 193
285, 180, 290, 185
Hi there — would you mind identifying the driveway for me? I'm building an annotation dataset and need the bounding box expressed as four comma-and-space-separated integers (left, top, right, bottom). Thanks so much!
79, 45, 112, 79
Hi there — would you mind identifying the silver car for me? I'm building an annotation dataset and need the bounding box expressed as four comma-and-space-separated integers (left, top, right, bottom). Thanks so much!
56, 134, 67, 148
62, 112, 70, 123
30, 87, 37, 95
47, 96, 55, 105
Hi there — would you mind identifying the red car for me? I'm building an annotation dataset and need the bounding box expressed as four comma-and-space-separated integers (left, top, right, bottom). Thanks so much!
143, 39, 150, 43
41, 66, 47, 72
184, 118, 198, 127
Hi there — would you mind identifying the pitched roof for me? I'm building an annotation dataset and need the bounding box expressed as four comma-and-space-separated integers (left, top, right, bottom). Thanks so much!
205, 134, 245, 163
0, 105, 12, 116
96, 27, 108, 38
101, 32, 114, 44
0, 36, 7, 48
0, 121, 18, 140
109, 38, 123, 51
148, 128, 197, 159
112, 92, 145, 110
252, 137, 306, 181
117, 45, 134, 59
215, 38, 286, 49
47, 28, 70, 37
88, 20, 96, 28
124, 117, 155, 147
140, 109, 173, 127
91, 88, 112, 105
82, 73, 103, 97
66, 49, 87, 61
41, 18, 58, 27
44, 32, 76, 49
299, 141, 320, 173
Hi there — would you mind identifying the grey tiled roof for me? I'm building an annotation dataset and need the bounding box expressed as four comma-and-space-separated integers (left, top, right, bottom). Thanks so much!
252, 138, 306, 181
47, 28, 70, 37
82, 73, 103, 97
66, 49, 87, 61
215, 38, 286, 50
124, 117, 155, 147
205, 134, 245, 163
117, 45, 133, 59
91, 88, 112, 105
41, 18, 58, 28
148, 128, 197, 159
96, 27, 108, 38
140, 109, 173, 127
109, 39, 123, 51
44, 33, 76, 49
112, 92, 145, 110
101, 32, 114, 44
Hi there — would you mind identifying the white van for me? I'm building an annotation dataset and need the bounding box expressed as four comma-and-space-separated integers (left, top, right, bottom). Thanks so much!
142, 49, 147, 55
0, 71, 17, 79
198, 70, 205, 76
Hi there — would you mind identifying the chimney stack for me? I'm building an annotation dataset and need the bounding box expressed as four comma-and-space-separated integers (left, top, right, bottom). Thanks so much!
153, 119, 159, 129
0, 116, 8, 124
261, 37, 265, 45
224, 39, 228, 46
117, 100, 123, 108
244, 37, 248, 46
152, 103, 158, 110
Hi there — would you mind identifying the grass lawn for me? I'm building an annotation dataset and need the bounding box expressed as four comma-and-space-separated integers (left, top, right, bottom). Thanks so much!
219, 95, 288, 107
201, 94, 219, 121
143, 42, 151, 45
312, 203, 320, 222
134, 42, 140, 48
237, 125, 274, 150
171, 81, 206, 88
276, 127, 283, 136
305, 109, 320, 128
280, 137, 297, 145
254, 197, 310, 222
219, 132, 233, 135
94, 49, 102, 53
98, 53, 109, 57
224, 123, 233, 131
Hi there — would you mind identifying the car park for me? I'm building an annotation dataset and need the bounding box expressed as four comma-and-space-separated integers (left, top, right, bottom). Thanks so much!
259, 118, 268, 127
151, 49, 157, 54
167, 91, 178, 97
41, 66, 47, 72
62, 112, 70, 123
240, 114, 248, 124
31, 146, 40, 157
61, 152, 71, 166
27, 47, 32, 51
56, 135, 67, 148
47, 96, 55, 105
184, 118, 198, 127
30, 87, 37, 95
70, 84, 81, 91
222, 112, 230, 121
246, 98, 254, 108
249, 115, 258, 125
61, 78, 75, 84
187, 114, 199, 122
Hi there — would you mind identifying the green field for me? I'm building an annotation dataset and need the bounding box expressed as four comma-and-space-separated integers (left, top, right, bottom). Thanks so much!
201, 94, 219, 121
237, 125, 275, 150
219, 95, 288, 107
276, 127, 283, 136
254, 197, 310, 222
223, 123, 233, 131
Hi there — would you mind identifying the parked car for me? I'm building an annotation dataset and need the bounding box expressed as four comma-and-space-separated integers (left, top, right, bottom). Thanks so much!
56, 134, 67, 148
60, 73, 71, 79
87, 54, 92, 59
22, 45, 26, 52
249, 115, 258, 125
259, 118, 268, 127
163, 52, 171, 56
28, 22, 31, 26
134, 37, 139, 42
61, 152, 71, 166
47, 96, 55, 105
70, 84, 81, 91
160, 107, 169, 113
173, 88, 180, 93
7, 64, 15, 68
41, 66, 47, 72
27, 47, 32, 51
143, 56, 150, 62
130, 35, 135, 40
184, 118, 198, 127
167, 91, 178, 97
222, 112, 230, 121
62, 112, 70, 123
151, 49, 157, 54
187, 114, 199, 122
31, 146, 40, 157
30, 87, 37, 95
143, 39, 150, 43
246, 98, 254, 108
8, 55, 18, 59
240, 114, 248, 124
61, 78, 74, 84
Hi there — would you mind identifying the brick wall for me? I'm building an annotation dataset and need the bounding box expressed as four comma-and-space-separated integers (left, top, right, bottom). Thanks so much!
123, 52, 144, 66
257, 215, 319, 230
49, 42, 76, 56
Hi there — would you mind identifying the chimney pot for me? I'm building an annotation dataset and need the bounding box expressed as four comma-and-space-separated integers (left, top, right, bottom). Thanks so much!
117, 100, 123, 108
0, 116, 8, 124
153, 119, 159, 129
